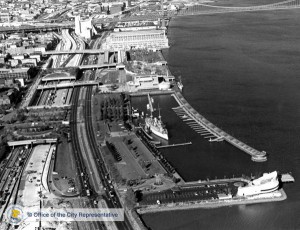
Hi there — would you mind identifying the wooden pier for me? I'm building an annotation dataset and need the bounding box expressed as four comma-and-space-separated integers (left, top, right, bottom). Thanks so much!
156, 142, 192, 149
171, 92, 267, 162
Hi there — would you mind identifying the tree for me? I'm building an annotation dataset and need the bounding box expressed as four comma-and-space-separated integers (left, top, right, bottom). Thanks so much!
16, 112, 26, 122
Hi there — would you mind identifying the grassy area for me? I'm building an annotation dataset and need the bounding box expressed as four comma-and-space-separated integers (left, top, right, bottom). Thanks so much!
127, 49, 164, 63
124, 61, 169, 75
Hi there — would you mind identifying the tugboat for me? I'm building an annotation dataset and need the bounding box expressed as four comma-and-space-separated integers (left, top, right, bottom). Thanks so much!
145, 106, 168, 140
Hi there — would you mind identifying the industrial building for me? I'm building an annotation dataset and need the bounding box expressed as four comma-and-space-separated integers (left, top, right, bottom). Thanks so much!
6, 46, 46, 55
127, 74, 172, 91
102, 30, 169, 51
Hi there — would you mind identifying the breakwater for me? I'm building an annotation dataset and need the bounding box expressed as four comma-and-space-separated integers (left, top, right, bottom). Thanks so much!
171, 92, 267, 162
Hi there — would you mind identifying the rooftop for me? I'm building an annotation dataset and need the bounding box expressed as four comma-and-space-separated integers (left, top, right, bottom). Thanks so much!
110, 29, 165, 37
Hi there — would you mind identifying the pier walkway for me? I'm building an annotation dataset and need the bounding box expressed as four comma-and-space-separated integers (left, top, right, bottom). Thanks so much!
171, 92, 267, 162
157, 142, 192, 149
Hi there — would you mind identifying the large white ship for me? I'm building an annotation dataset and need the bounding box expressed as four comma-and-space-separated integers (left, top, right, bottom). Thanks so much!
237, 171, 279, 197
145, 94, 168, 140
145, 115, 168, 140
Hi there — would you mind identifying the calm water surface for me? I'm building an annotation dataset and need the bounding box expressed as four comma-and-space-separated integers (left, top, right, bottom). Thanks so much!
140, 9, 300, 230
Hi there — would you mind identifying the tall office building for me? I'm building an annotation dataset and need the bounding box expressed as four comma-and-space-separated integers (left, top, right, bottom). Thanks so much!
75, 16, 93, 39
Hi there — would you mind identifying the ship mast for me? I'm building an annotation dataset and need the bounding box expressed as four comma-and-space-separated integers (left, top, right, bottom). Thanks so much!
158, 103, 161, 121
147, 93, 153, 118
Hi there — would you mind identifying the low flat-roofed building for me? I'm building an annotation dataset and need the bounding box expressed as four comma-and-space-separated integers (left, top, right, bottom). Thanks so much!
29, 54, 41, 62
12, 55, 25, 60
114, 20, 158, 32
0, 67, 30, 80
21, 58, 37, 67
103, 30, 168, 51
128, 75, 159, 90
7, 46, 46, 55
217, 193, 233, 200
9, 59, 20, 67
113, 25, 157, 32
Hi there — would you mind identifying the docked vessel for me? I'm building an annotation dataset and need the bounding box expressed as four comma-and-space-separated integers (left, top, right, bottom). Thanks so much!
139, 124, 153, 140
177, 76, 183, 92
237, 171, 279, 197
145, 109, 168, 140
132, 107, 139, 118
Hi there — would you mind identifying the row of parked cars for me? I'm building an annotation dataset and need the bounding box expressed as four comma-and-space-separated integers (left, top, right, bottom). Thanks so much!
106, 141, 122, 162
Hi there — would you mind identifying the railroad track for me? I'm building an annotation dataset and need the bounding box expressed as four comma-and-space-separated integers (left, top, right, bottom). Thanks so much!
70, 88, 92, 196
71, 87, 107, 230
0, 148, 22, 192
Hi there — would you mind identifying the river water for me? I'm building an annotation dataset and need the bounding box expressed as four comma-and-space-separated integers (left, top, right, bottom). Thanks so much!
139, 9, 300, 230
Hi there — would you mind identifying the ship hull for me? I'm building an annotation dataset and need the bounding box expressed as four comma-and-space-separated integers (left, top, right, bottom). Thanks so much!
150, 127, 168, 140
145, 118, 168, 140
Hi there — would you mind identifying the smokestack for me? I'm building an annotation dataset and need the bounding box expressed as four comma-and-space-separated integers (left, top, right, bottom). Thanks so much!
161, 0, 166, 28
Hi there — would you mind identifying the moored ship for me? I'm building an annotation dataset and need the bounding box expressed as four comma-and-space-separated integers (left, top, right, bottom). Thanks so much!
145, 109, 168, 140
145, 116, 168, 140
177, 76, 183, 92
237, 171, 279, 197
145, 94, 168, 140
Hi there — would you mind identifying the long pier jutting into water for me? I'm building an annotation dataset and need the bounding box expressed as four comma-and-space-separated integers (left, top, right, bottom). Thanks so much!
172, 92, 267, 162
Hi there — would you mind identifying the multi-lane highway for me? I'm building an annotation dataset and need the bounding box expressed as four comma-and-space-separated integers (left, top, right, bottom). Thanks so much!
68, 32, 133, 229
69, 35, 108, 230
70, 87, 106, 230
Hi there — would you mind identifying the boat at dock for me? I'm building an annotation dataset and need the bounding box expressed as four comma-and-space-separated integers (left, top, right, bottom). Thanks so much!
177, 76, 183, 92
139, 124, 153, 140
145, 94, 168, 140
145, 115, 168, 140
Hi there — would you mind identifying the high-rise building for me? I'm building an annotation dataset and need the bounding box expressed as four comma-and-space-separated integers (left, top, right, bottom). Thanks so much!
75, 16, 81, 35
75, 16, 94, 39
